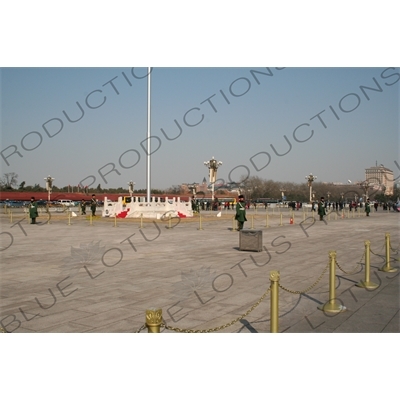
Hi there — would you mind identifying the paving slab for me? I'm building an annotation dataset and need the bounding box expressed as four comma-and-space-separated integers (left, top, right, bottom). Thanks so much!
1, 209, 399, 333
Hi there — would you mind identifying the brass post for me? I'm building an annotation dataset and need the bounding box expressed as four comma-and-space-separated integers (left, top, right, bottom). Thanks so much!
198, 213, 204, 230
379, 233, 398, 272
265, 213, 269, 228
356, 240, 379, 289
146, 308, 162, 333
318, 251, 346, 313
89, 214, 93, 226
312, 210, 315, 222
352, 209, 355, 218
114, 214, 117, 227
270, 270, 280, 333
279, 213, 283, 226
139, 213, 143, 228
232, 215, 236, 231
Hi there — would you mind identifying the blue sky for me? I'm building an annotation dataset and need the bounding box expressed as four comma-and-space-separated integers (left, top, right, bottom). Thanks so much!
1, 67, 399, 190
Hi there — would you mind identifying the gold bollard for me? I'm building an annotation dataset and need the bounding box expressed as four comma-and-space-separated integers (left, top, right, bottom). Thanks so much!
318, 251, 347, 313
356, 240, 379, 289
67, 211, 72, 226
139, 213, 143, 229
270, 270, 280, 333
279, 213, 283, 226
89, 214, 93, 226
232, 215, 235, 231
265, 213, 269, 228
198, 213, 204, 230
379, 233, 398, 273
146, 308, 162, 333
114, 214, 117, 227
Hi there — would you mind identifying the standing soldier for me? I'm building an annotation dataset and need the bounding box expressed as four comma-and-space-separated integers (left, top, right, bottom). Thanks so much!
90, 194, 97, 217
235, 195, 247, 231
365, 198, 371, 217
29, 197, 38, 224
318, 196, 326, 221
81, 199, 86, 215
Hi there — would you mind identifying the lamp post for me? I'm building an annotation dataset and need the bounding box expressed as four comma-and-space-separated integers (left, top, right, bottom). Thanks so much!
360, 181, 370, 200
188, 183, 198, 198
128, 181, 135, 197
204, 156, 222, 202
305, 173, 317, 203
44, 175, 54, 204
280, 187, 286, 203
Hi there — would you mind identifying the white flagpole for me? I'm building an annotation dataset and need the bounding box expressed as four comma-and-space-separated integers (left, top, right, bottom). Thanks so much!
146, 67, 151, 203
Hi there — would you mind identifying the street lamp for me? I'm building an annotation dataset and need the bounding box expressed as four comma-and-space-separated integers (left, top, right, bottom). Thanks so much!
204, 156, 222, 202
188, 183, 198, 197
279, 187, 286, 203
360, 181, 370, 200
305, 173, 317, 203
44, 175, 54, 203
128, 181, 135, 196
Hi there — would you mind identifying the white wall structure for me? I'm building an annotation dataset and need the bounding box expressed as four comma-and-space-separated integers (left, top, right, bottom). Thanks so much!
102, 196, 193, 219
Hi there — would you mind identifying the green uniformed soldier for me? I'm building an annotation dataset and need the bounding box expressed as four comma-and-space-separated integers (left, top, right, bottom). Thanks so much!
29, 197, 38, 224
365, 198, 371, 216
90, 194, 97, 216
81, 199, 86, 215
235, 195, 247, 230
318, 196, 326, 221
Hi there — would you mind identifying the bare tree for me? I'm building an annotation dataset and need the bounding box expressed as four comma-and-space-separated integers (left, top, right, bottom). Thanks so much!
0, 173, 18, 189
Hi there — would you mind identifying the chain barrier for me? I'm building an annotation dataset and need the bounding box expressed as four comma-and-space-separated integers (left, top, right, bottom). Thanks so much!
278, 262, 330, 295
135, 324, 147, 333
162, 287, 271, 333
335, 251, 365, 275
389, 242, 399, 252
370, 243, 385, 257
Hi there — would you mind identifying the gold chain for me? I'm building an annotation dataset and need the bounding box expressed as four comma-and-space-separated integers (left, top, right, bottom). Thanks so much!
163, 287, 271, 333
278, 262, 329, 294
370, 244, 385, 257
334, 251, 364, 275
134, 324, 147, 333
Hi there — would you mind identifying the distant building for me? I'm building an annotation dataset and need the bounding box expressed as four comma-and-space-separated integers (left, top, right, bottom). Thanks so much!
365, 164, 393, 195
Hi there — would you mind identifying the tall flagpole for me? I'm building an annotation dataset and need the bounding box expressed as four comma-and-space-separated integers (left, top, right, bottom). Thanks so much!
146, 67, 151, 203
